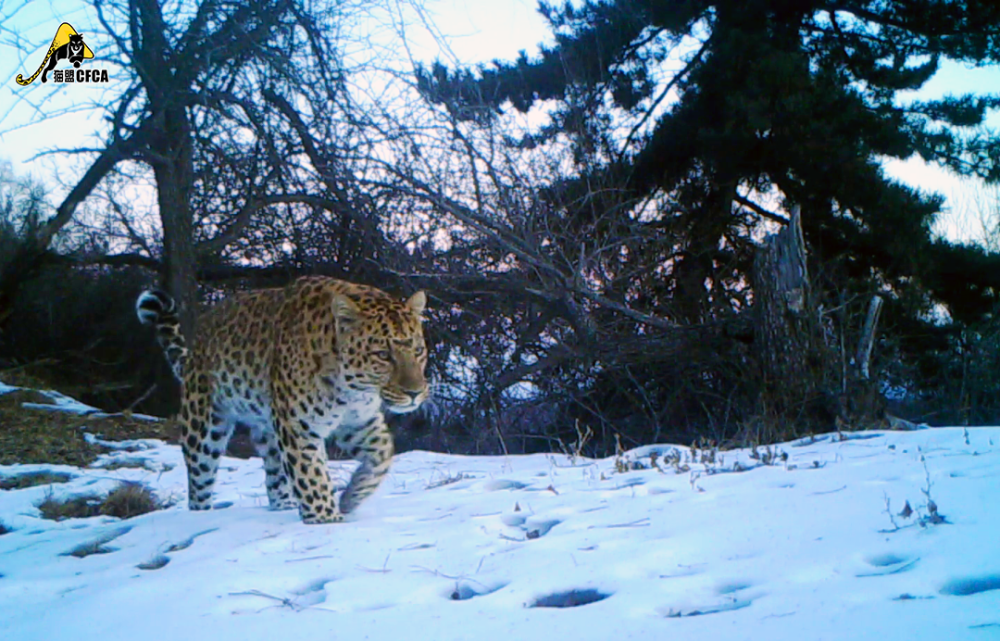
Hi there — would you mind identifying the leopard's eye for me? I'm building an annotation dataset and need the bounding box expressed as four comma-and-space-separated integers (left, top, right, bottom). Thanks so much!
414, 345, 426, 356
374, 350, 392, 361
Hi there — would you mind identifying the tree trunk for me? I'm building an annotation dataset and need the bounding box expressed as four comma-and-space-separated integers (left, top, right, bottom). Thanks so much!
836, 295, 889, 431
754, 207, 813, 384
753, 206, 830, 430
150, 104, 198, 341
855, 295, 883, 381
753, 208, 888, 433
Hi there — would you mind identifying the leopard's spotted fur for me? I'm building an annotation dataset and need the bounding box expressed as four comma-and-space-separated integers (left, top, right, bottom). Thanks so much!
137, 276, 429, 524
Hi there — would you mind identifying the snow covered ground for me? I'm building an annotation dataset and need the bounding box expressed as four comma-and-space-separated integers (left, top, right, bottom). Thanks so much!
1, 384, 999, 641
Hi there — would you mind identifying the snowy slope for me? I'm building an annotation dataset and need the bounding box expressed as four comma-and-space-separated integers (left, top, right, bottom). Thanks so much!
1, 386, 998, 641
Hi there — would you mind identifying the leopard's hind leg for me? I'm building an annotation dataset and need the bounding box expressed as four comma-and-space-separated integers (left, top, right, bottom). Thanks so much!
179, 373, 234, 510
248, 421, 296, 510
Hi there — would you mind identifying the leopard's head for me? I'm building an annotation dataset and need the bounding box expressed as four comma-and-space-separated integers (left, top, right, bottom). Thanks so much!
332, 290, 429, 413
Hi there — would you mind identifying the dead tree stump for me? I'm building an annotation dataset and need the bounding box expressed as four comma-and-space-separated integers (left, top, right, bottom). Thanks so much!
836, 295, 889, 431
753, 206, 829, 430
752, 206, 887, 434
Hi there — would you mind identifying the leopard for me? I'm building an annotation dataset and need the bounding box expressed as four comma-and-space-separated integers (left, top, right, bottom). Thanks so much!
136, 276, 429, 524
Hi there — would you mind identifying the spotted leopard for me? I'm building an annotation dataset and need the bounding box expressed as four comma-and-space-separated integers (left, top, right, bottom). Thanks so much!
137, 276, 429, 524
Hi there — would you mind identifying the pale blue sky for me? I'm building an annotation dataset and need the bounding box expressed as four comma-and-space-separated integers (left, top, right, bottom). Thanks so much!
2, 0, 998, 243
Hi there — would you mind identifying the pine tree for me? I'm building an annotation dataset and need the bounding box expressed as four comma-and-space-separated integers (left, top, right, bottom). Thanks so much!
419, 0, 999, 311
418, 0, 1000, 433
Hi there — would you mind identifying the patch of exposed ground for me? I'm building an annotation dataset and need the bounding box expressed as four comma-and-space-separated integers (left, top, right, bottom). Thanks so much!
0, 390, 174, 466
0, 471, 74, 490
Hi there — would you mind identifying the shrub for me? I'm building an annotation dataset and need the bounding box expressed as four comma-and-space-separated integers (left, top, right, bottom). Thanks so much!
37, 482, 163, 521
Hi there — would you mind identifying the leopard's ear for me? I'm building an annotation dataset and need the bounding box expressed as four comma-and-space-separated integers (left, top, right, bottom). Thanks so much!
332, 293, 360, 331
406, 291, 427, 318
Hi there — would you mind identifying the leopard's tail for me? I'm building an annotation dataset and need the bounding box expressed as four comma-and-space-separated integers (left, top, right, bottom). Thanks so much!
137, 289, 187, 381
15, 42, 57, 86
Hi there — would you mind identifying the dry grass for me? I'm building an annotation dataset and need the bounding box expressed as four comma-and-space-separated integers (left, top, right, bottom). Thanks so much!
0, 366, 58, 391
37, 493, 103, 520
95, 458, 155, 471
98, 483, 163, 519
0, 471, 74, 490
37, 483, 164, 521
0, 390, 174, 467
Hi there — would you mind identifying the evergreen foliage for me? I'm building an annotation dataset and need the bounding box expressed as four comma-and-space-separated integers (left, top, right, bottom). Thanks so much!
411, 0, 1000, 443
418, 0, 1000, 315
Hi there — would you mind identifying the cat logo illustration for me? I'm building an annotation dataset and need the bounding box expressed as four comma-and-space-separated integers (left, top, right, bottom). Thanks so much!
15, 23, 107, 86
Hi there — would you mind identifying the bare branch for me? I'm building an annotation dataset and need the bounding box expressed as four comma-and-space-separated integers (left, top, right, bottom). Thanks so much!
735, 194, 790, 225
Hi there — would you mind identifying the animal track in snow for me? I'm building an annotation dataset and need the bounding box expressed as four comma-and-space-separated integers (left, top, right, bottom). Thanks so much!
716, 580, 755, 595
483, 479, 528, 491
866, 553, 909, 567
524, 519, 561, 539
292, 577, 337, 595
137, 554, 170, 570
289, 577, 336, 608
61, 526, 132, 558
856, 553, 919, 577
529, 588, 610, 608
226, 580, 336, 613
499, 511, 561, 540
662, 597, 753, 617
614, 477, 645, 489
940, 573, 1000, 596
447, 580, 508, 600
397, 542, 435, 551
163, 528, 219, 553
137, 528, 219, 570
646, 486, 675, 495
660, 580, 760, 617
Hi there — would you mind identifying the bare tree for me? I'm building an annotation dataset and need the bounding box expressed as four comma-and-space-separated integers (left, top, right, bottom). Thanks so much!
0, 0, 386, 337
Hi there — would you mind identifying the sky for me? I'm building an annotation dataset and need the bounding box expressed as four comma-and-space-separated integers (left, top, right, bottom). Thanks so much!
1, 379, 999, 640
1, 0, 999, 243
